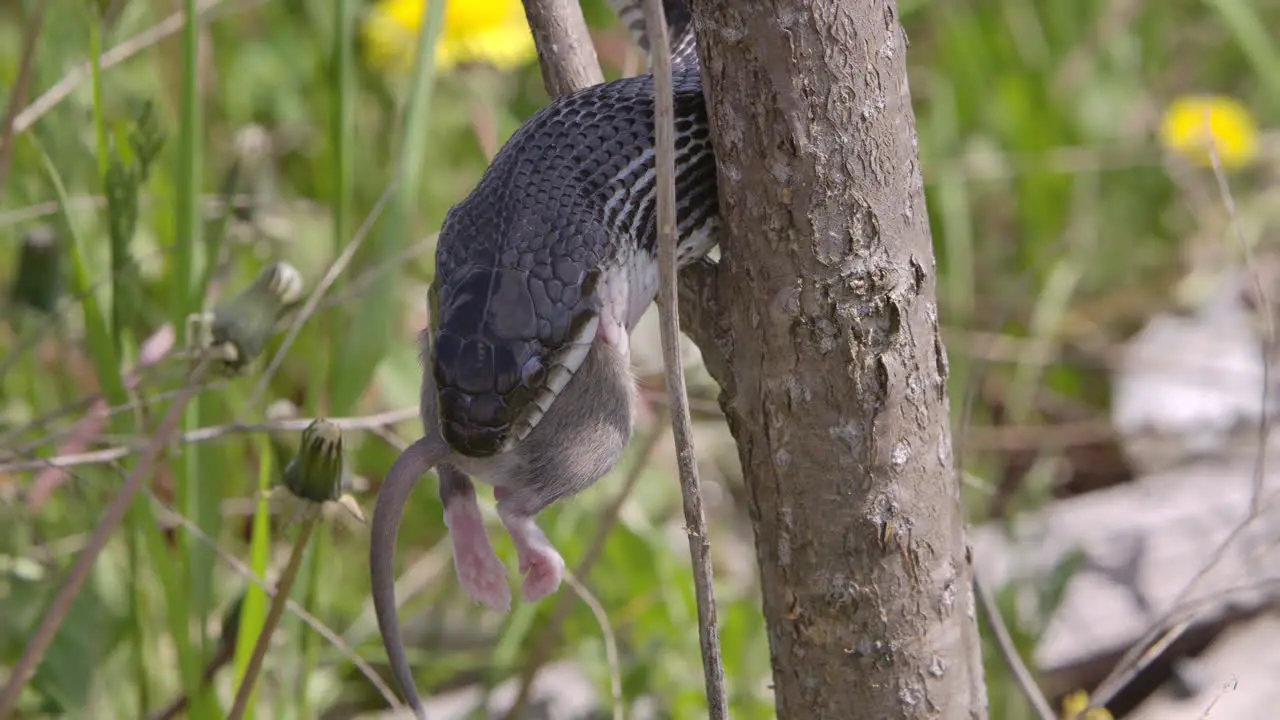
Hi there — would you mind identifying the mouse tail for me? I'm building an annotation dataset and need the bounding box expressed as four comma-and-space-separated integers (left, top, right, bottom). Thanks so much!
371, 434, 449, 720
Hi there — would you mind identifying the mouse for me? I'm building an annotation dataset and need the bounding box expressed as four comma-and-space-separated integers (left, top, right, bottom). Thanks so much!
370, 319, 637, 718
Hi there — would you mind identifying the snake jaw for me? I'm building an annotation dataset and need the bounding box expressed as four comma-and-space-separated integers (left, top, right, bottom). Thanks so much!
510, 312, 599, 445
432, 262, 605, 458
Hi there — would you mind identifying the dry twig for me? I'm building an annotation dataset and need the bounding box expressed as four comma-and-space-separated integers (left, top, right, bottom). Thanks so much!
0, 407, 418, 475
245, 176, 397, 411
1089, 110, 1279, 711
563, 572, 624, 720
520, 0, 605, 96
641, 0, 728, 715
3, 0, 263, 144
973, 577, 1056, 720
146, 496, 402, 706
0, 362, 212, 718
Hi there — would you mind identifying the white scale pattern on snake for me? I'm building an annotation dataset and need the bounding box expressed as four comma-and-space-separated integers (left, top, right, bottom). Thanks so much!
431, 0, 716, 458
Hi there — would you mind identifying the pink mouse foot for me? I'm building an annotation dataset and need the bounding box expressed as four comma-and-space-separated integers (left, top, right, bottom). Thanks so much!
497, 508, 566, 603
444, 498, 512, 613
518, 544, 566, 603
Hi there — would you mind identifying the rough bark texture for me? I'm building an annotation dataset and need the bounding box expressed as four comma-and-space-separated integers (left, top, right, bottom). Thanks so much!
520, 0, 604, 98
679, 1, 989, 717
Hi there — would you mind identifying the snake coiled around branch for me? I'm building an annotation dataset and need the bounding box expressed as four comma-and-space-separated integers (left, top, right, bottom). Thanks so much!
428, 0, 717, 458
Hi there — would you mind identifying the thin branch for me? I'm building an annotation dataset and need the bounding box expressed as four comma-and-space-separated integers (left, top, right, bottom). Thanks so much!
1090, 112, 1278, 710
1088, 503, 1277, 707
3, 372, 226, 465
520, 0, 605, 96
245, 175, 397, 411
24, 323, 176, 508
4, 0, 264, 144
1, 407, 418, 475
1205, 119, 1274, 519
341, 535, 453, 648
563, 571, 624, 720
642, 0, 728, 716
146, 496, 403, 707
973, 577, 1056, 720
0, 362, 211, 718
227, 515, 319, 720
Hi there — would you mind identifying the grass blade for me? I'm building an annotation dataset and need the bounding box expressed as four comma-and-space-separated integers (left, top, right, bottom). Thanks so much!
30, 135, 125, 405
170, 0, 215, 716
231, 437, 275, 720
331, 0, 446, 411
1204, 0, 1280, 103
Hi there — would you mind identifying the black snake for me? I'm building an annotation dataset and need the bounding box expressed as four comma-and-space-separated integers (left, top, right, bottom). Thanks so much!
370, 3, 716, 716
429, 0, 716, 458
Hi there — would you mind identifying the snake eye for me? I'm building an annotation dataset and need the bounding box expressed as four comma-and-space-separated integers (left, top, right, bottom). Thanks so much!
520, 356, 547, 389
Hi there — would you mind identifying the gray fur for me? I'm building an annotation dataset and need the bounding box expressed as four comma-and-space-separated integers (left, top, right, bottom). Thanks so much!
424, 331, 636, 517
370, 333, 635, 718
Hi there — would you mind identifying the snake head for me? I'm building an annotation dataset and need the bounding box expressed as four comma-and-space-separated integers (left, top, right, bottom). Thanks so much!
431, 260, 604, 458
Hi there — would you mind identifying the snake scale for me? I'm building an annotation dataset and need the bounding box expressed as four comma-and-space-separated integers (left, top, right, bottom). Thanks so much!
431, 0, 716, 457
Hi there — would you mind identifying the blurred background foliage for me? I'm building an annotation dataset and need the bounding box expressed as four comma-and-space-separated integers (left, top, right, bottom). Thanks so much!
0, 0, 1276, 718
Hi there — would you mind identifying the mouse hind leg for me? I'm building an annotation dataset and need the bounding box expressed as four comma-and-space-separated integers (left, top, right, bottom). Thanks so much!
496, 336, 637, 602
440, 465, 512, 613
493, 487, 567, 603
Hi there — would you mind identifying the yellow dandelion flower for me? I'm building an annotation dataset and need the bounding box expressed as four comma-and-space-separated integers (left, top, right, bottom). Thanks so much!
1158, 94, 1260, 170
362, 0, 537, 75
1060, 689, 1114, 720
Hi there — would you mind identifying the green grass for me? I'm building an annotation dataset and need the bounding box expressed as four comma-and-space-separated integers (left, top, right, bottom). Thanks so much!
1, 0, 1278, 718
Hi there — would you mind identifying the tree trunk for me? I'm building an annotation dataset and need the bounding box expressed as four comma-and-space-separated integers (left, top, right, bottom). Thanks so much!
679, 0, 988, 717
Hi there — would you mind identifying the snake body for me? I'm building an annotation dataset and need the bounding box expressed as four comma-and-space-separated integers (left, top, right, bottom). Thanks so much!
430, 0, 716, 458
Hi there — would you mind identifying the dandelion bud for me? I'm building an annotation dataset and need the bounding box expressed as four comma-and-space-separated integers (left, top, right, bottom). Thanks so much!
202, 262, 304, 371
11, 225, 62, 314
282, 419, 345, 504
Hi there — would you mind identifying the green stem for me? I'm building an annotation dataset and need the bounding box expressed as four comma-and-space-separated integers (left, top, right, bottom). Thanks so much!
89, 21, 109, 181
172, 0, 212, 714
231, 436, 275, 720
172, 0, 202, 331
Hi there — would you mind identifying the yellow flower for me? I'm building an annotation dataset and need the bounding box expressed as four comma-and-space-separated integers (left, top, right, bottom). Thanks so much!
1158, 94, 1260, 170
1060, 689, 1114, 720
361, 0, 537, 74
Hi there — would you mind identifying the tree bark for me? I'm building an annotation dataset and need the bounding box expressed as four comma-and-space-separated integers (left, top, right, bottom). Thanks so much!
680, 0, 989, 717
520, 0, 604, 97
